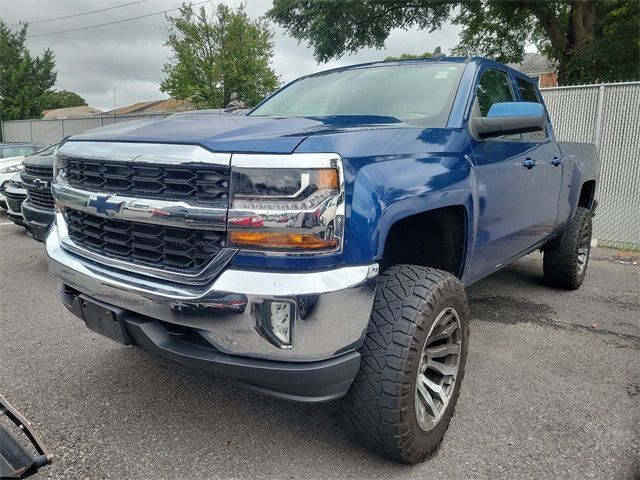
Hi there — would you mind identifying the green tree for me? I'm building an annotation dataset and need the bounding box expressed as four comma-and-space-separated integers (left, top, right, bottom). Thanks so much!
268, 0, 640, 85
0, 21, 57, 120
385, 52, 432, 61
161, 3, 279, 109
41, 90, 87, 111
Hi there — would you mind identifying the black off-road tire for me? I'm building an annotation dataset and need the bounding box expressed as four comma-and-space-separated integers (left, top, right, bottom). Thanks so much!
341, 265, 469, 464
543, 207, 593, 290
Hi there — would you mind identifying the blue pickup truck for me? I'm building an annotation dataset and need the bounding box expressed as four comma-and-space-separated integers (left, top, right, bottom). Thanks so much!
46, 57, 599, 463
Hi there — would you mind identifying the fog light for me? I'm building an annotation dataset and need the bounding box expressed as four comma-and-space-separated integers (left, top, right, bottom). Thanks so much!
261, 300, 294, 348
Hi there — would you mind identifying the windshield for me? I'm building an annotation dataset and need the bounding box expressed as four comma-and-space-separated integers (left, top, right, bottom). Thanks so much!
0, 145, 35, 158
250, 63, 464, 127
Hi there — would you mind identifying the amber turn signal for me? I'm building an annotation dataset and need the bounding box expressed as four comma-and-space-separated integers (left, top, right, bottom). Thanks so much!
314, 168, 339, 190
229, 231, 337, 250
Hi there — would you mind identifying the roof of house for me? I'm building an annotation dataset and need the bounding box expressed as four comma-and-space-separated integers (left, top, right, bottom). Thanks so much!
104, 98, 193, 116
508, 53, 557, 76
42, 106, 104, 119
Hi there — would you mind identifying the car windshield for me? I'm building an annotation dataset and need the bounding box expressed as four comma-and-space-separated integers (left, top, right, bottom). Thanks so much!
250, 63, 465, 127
0, 145, 35, 158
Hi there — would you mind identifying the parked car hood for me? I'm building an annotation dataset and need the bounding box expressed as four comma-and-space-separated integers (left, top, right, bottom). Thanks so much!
22, 153, 54, 168
69, 113, 406, 154
0, 156, 25, 168
6, 172, 25, 191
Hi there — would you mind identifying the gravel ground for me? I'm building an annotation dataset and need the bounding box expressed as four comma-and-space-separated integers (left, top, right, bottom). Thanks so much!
1, 214, 638, 480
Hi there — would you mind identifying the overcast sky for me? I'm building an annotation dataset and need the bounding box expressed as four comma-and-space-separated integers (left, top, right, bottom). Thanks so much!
1, 0, 464, 111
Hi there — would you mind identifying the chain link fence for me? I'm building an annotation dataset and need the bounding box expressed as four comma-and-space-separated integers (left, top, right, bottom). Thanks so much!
2, 82, 639, 249
0, 114, 168, 145
541, 82, 640, 251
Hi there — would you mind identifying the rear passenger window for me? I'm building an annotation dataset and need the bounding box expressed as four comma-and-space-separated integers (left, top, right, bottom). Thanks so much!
516, 77, 540, 103
476, 69, 514, 116
516, 76, 548, 141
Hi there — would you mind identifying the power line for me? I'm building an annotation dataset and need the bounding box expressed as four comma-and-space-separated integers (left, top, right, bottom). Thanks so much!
10, 0, 149, 26
26, 0, 211, 38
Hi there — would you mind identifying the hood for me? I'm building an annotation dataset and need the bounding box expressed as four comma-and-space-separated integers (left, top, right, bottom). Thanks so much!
0, 157, 24, 178
22, 153, 54, 168
0, 156, 25, 168
6, 172, 24, 190
69, 113, 404, 154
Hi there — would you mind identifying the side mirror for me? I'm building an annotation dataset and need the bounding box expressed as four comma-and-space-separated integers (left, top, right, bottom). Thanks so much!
472, 102, 546, 138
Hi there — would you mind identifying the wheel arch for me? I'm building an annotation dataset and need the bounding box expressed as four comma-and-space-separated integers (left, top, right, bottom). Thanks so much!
375, 194, 472, 278
578, 179, 596, 210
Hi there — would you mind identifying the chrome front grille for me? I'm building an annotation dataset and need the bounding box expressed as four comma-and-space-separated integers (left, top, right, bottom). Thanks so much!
63, 208, 225, 272
21, 162, 55, 209
5, 191, 26, 212
28, 190, 55, 209
58, 158, 230, 201
23, 164, 53, 177
53, 142, 233, 278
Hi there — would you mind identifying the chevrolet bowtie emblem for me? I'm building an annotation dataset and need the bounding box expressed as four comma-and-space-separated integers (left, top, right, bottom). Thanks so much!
87, 194, 124, 215
33, 178, 49, 189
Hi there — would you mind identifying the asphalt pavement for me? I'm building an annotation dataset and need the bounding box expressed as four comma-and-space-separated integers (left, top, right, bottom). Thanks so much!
1, 212, 638, 479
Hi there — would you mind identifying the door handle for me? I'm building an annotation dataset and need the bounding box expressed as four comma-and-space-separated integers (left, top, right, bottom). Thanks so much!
523, 158, 535, 169
551, 156, 561, 166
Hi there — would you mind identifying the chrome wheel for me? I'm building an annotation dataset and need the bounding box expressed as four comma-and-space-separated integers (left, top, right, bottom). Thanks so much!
577, 225, 591, 275
415, 307, 462, 432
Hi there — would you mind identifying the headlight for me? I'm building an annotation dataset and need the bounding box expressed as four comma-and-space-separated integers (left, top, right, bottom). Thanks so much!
0, 164, 23, 174
228, 154, 344, 253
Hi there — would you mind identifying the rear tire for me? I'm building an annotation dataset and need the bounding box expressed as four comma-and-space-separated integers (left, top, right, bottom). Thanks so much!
341, 265, 469, 464
543, 207, 592, 290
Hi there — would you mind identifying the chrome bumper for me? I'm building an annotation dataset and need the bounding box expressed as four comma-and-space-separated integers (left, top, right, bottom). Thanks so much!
46, 225, 378, 361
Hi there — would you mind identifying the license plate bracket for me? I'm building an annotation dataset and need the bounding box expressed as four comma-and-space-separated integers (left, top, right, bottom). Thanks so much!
79, 295, 132, 345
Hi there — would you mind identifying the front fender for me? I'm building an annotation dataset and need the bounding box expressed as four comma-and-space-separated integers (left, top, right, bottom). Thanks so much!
343, 153, 474, 264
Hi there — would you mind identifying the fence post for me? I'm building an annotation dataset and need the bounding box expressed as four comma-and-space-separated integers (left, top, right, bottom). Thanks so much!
594, 84, 606, 148
29, 120, 33, 143
61, 119, 65, 139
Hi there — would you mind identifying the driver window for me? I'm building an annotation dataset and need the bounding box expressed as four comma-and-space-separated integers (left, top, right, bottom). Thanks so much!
472, 68, 521, 141
476, 69, 515, 116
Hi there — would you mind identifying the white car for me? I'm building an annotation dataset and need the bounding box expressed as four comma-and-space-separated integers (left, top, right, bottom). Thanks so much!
0, 144, 55, 209
0, 156, 26, 210
5, 172, 27, 227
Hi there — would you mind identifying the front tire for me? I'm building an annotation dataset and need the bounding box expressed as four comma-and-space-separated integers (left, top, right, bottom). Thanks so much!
341, 265, 469, 464
543, 207, 593, 290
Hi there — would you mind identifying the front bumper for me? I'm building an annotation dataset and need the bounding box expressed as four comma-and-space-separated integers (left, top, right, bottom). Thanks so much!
4, 186, 27, 226
59, 289, 363, 402
0, 177, 12, 208
6, 207, 24, 226
21, 200, 54, 241
46, 225, 378, 399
